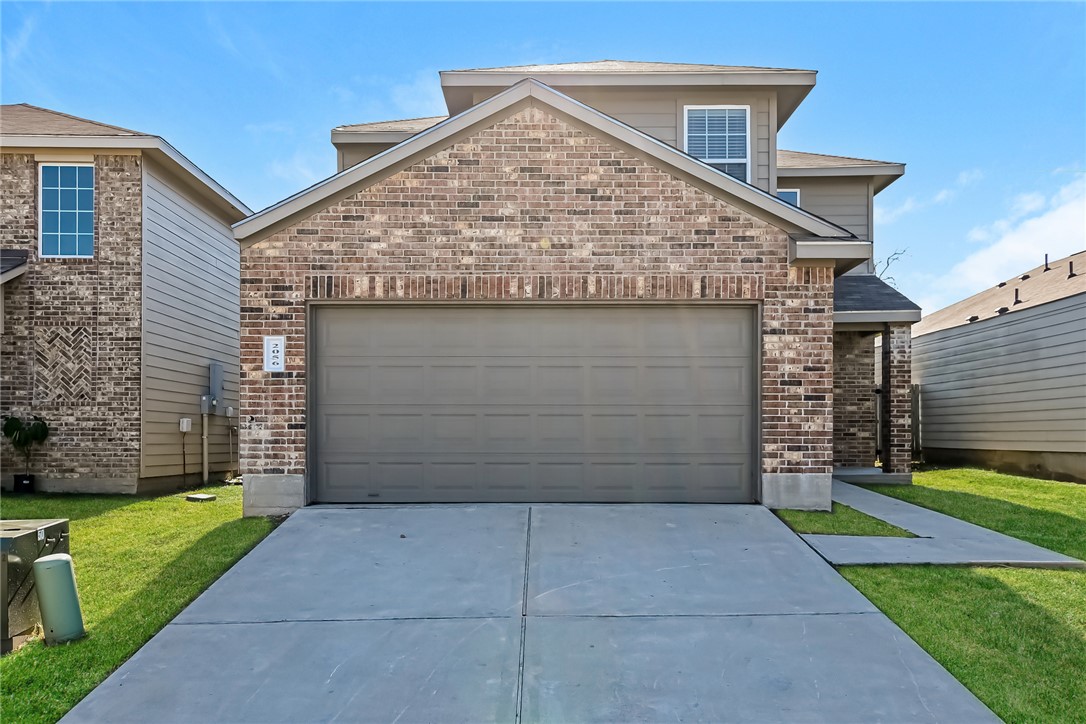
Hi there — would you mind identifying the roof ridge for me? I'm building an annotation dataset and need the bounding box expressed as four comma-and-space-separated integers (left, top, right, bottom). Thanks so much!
3, 103, 148, 136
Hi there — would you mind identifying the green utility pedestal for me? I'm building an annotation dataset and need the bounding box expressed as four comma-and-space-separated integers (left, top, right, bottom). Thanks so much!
33, 553, 85, 645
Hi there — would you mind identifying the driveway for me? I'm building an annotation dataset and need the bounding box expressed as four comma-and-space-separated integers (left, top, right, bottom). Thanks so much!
63, 505, 995, 723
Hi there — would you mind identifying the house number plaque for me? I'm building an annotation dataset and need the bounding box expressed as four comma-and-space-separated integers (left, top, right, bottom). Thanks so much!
263, 336, 286, 372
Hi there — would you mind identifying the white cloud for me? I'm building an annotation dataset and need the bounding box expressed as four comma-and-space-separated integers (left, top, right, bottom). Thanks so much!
3, 14, 36, 64
388, 70, 447, 119
875, 167, 984, 225
913, 174, 1086, 312
267, 149, 327, 187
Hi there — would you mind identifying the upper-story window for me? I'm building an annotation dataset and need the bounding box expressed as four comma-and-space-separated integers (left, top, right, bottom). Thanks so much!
778, 189, 801, 207
684, 106, 749, 182
40, 164, 95, 258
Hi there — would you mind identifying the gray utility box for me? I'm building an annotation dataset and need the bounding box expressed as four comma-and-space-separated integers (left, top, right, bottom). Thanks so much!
1, 519, 70, 653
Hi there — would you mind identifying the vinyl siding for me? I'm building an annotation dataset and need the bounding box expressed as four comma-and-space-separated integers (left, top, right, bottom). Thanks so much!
140, 160, 240, 479
912, 293, 1086, 454
776, 175, 872, 240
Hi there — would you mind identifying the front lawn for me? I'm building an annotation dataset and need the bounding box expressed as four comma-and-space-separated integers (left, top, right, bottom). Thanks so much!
784, 468, 1086, 723
0, 485, 274, 724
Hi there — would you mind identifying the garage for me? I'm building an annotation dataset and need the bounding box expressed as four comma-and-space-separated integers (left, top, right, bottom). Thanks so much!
310, 305, 756, 503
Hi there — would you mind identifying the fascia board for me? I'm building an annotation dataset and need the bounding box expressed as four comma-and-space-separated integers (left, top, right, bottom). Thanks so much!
0, 134, 251, 220
776, 164, 905, 179
834, 309, 923, 324
440, 71, 817, 88
331, 130, 416, 145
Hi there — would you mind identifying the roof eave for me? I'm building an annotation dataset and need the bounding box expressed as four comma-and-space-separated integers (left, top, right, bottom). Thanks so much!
0, 134, 251, 221
237, 78, 852, 245
0, 262, 28, 285
331, 130, 416, 145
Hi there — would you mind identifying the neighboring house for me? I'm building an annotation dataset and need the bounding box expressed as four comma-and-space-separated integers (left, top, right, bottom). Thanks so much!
234, 60, 921, 515
912, 251, 1086, 483
0, 104, 252, 493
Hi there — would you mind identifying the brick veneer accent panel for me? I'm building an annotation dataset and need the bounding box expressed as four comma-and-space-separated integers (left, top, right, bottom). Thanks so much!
239, 106, 834, 485
0, 153, 143, 489
882, 323, 913, 474
833, 331, 877, 467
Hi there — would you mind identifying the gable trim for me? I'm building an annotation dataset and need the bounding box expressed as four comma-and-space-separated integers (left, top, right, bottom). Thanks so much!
235, 80, 854, 246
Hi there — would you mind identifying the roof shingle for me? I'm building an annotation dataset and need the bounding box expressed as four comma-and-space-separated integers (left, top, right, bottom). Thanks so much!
1, 103, 147, 137
834, 274, 921, 314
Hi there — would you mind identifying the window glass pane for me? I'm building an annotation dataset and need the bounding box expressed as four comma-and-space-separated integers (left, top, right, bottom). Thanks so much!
59, 234, 78, 256
42, 165, 59, 188
687, 137, 707, 157
42, 189, 59, 211
60, 189, 77, 209
77, 166, 94, 188
60, 212, 77, 233
42, 234, 60, 256
778, 190, 800, 206
685, 107, 747, 164
710, 162, 747, 181
687, 110, 706, 135
42, 212, 59, 234
77, 235, 94, 257
59, 166, 78, 187
77, 189, 94, 211
78, 212, 94, 233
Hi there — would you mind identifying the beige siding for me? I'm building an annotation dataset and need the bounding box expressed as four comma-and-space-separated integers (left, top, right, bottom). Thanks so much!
776, 175, 872, 239
141, 160, 240, 479
913, 294, 1086, 454
338, 142, 397, 172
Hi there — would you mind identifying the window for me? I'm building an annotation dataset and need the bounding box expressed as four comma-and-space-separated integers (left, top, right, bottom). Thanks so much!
684, 106, 749, 182
40, 164, 94, 258
778, 189, 801, 207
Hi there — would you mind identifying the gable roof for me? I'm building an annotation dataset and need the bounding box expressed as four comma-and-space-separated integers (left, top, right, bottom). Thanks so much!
777, 149, 905, 193
912, 251, 1086, 337
236, 79, 855, 245
1, 104, 251, 221
1, 103, 148, 137
446, 60, 813, 74
333, 116, 448, 134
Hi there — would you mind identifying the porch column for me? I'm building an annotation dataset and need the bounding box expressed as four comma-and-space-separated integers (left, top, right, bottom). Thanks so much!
880, 323, 912, 474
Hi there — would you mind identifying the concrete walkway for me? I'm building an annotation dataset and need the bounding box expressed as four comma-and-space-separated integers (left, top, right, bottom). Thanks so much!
64, 504, 996, 723
803, 481, 1085, 568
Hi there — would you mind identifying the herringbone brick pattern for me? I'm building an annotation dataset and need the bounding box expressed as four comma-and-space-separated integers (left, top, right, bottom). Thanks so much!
33, 326, 95, 404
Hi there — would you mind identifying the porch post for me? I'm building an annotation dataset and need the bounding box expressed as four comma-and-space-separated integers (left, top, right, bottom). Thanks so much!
880, 323, 913, 474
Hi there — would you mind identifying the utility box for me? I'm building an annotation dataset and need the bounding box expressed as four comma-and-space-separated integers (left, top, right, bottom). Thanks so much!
1, 519, 69, 653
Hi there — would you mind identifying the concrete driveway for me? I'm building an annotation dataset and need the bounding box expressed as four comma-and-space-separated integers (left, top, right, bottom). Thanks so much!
64, 505, 995, 723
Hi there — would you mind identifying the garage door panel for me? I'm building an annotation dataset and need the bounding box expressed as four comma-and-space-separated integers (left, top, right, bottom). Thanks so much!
312, 306, 755, 503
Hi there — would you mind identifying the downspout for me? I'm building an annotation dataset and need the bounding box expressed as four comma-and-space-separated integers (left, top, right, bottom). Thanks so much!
201, 412, 209, 485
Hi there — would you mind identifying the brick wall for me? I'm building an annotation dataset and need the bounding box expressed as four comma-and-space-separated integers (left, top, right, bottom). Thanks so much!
881, 323, 912, 474
833, 331, 877, 467
0, 153, 143, 492
240, 106, 834, 493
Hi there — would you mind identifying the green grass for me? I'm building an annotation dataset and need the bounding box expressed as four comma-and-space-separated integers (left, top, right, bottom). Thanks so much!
863, 468, 1086, 559
0, 485, 274, 724
776, 501, 915, 537
842, 469, 1086, 723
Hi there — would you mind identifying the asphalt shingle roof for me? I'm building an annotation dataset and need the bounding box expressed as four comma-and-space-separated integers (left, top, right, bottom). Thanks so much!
834, 275, 921, 314
1, 103, 148, 137
1, 249, 30, 275
777, 150, 902, 170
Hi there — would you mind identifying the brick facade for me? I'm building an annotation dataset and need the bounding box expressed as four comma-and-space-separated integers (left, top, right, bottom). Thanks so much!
1, 152, 143, 491
881, 323, 913, 474
240, 106, 835, 509
833, 331, 878, 467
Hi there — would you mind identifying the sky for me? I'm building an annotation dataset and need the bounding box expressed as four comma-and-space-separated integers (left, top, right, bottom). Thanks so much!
2, 1, 1084, 313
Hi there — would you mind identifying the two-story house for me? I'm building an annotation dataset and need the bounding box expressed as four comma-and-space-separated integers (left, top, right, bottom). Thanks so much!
0, 104, 251, 493
233, 61, 921, 515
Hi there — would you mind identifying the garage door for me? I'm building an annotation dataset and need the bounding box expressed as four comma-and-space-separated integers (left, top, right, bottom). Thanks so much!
311, 305, 755, 503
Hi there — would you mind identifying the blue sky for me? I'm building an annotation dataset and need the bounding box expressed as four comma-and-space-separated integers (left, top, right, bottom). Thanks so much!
3, 2, 1084, 312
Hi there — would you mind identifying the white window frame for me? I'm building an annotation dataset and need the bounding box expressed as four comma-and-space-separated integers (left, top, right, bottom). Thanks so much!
778, 188, 802, 207
682, 104, 751, 183
38, 161, 95, 259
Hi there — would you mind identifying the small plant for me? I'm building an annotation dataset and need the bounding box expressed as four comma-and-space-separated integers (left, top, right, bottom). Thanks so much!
2, 414, 50, 477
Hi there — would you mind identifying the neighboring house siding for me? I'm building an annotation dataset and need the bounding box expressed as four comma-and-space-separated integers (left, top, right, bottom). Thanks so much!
240, 106, 834, 513
776, 175, 872, 241
0, 152, 143, 492
913, 294, 1086, 480
141, 160, 240, 482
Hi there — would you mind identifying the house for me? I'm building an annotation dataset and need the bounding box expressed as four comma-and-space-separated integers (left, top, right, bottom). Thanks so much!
233, 61, 921, 515
912, 251, 1086, 483
0, 104, 251, 493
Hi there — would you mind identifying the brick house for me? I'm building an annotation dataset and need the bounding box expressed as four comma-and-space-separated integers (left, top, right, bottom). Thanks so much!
0, 104, 251, 493
232, 61, 921, 514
